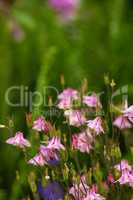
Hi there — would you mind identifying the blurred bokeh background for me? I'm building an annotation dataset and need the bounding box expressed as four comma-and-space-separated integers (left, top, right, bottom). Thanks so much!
0, 0, 133, 199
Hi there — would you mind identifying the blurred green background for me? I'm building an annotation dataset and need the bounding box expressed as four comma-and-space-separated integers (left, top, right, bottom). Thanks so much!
0, 0, 133, 199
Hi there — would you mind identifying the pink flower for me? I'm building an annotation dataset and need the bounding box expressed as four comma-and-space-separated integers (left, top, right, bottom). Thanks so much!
114, 160, 132, 171
32, 117, 51, 132
113, 115, 132, 130
83, 94, 101, 108
28, 153, 46, 166
57, 88, 79, 109
47, 137, 65, 151
6, 132, 31, 148
49, 0, 79, 22
114, 160, 133, 187
87, 117, 104, 135
69, 176, 89, 200
64, 110, 86, 127
115, 170, 133, 186
57, 98, 72, 109
84, 188, 105, 200
72, 131, 93, 153
58, 88, 79, 100
123, 105, 133, 118
40, 145, 59, 161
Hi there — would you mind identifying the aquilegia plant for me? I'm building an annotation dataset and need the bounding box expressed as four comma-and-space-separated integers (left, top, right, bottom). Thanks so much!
3, 80, 133, 200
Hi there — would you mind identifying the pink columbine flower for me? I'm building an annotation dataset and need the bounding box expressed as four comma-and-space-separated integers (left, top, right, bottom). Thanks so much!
64, 110, 86, 127
32, 117, 51, 132
84, 188, 105, 200
6, 132, 31, 148
57, 88, 79, 110
58, 88, 79, 100
40, 145, 59, 161
57, 98, 72, 109
113, 115, 132, 130
114, 160, 133, 187
87, 117, 104, 135
115, 170, 133, 186
72, 131, 93, 153
114, 160, 132, 171
47, 137, 65, 151
49, 0, 79, 22
83, 94, 101, 108
123, 105, 133, 118
69, 176, 89, 200
28, 153, 47, 166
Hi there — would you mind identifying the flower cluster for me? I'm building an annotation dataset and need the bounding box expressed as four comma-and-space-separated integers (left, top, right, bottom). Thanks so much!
4, 86, 133, 200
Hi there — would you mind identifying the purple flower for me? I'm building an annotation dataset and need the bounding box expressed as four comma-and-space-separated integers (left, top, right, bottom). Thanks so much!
38, 181, 64, 200
6, 132, 31, 148
32, 117, 51, 132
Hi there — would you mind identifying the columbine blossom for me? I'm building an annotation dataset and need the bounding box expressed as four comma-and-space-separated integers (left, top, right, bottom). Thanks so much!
58, 98, 72, 109
32, 117, 51, 132
123, 105, 133, 118
58, 88, 79, 100
40, 145, 60, 165
83, 94, 101, 108
29, 137, 65, 167
113, 115, 132, 129
49, 0, 79, 22
28, 153, 47, 166
47, 137, 65, 151
87, 117, 104, 135
84, 188, 105, 200
72, 131, 93, 153
6, 132, 31, 148
114, 160, 132, 171
69, 176, 89, 200
64, 110, 86, 127
114, 160, 133, 187
57, 88, 79, 109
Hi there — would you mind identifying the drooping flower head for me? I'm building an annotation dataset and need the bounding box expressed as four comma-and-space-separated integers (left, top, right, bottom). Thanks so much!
87, 117, 104, 135
84, 188, 105, 200
64, 109, 86, 127
32, 117, 51, 132
47, 136, 65, 151
58, 88, 79, 100
28, 153, 47, 166
69, 176, 89, 200
57, 88, 79, 109
123, 105, 133, 118
72, 131, 93, 153
113, 115, 132, 130
83, 94, 101, 108
6, 132, 31, 148
114, 160, 133, 187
